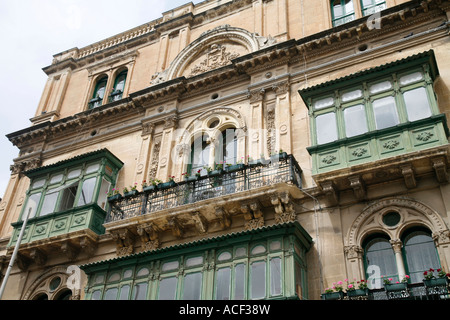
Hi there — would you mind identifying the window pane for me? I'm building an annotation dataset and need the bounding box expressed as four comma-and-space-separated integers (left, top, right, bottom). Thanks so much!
104, 288, 118, 300
24, 193, 41, 219
234, 264, 246, 300
316, 112, 338, 144
403, 87, 432, 122
58, 183, 78, 212
216, 268, 231, 300
40, 190, 59, 216
365, 237, 398, 289
67, 169, 81, 179
342, 89, 362, 102
191, 135, 210, 175
344, 105, 368, 137
369, 80, 392, 94
78, 177, 97, 206
404, 231, 440, 284
97, 178, 111, 210
372, 96, 399, 130
32, 179, 46, 189
132, 282, 148, 300
221, 129, 237, 165
162, 261, 179, 272
399, 72, 423, 86
332, 0, 343, 17
119, 285, 130, 300
251, 261, 266, 299
186, 256, 203, 267
183, 273, 202, 300
49, 174, 63, 184
313, 97, 334, 110
159, 277, 177, 300
270, 258, 282, 296
91, 290, 102, 300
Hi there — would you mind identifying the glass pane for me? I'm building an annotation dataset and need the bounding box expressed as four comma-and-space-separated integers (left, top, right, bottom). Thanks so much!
404, 231, 440, 284
218, 251, 232, 261
316, 112, 338, 144
332, 0, 343, 17
132, 283, 148, 300
67, 168, 81, 179
369, 80, 392, 94
137, 267, 150, 277
183, 272, 202, 300
115, 73, 127, 92
362, 0, 373, 6
162, 261, 179, 272
119, 285, 130, 300
251, 245, 266, 255
345, 0, 354, 13
94, 274, 105, 284
270, 258, 282, 296
159, 277, 177, 300
190, 135, 210, 175
104, 288, 118, 300
313, 96, 334, 110
40, 190, 59, 216
403, 87, 432, 122
365, 237, 398, 289
342, 89, 362, 102
58, 184, 78, 212
97, 178, 111, 210
399, 72, 423, 86
24, 193, 41, 219
270, 240, 281, 251
344, 104, 368, 137
372, 96, 399, 130
215, 268, 231, 300
123, 269, 133, 279
235, 247, 246, 257
221, 129, 237, 165
49, 174, 63, 184
186, 256, 203, 267
251, 261, 266, 299
234, 264, 245, 300
86, 163, 100, 174
32, 179, 46, 189
91, 290, 102, 300
78, 177, 97, 206
108, 272, 121, 282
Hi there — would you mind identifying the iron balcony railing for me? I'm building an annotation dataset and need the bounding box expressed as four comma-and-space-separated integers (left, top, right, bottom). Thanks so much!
105, 153, 302, 223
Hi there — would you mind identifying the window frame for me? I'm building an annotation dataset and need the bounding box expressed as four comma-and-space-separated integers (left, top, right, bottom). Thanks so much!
331, 0, 356, 27
360, 0, 386, 17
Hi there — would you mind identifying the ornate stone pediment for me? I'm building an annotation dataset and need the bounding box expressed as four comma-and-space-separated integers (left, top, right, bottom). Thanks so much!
187, 44, 240, 77
150, 25, 277, 85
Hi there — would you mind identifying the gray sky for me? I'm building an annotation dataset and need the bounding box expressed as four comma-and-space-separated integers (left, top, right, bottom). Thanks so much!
0, 0, 202, 198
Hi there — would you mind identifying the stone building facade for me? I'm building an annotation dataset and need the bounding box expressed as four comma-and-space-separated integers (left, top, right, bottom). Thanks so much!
0, 0, 449, 300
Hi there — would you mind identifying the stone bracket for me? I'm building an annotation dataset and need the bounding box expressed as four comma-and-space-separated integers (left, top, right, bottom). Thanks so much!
431, 157, 449, 183
110, 229, 136, 257
348, 175, 366, 200
400, 164, 417, 189
241, 201, 264, 230
321, 181, 339, 205
137, 223, 160, 252
214, 207, 231, 229
271, 192, 296, 223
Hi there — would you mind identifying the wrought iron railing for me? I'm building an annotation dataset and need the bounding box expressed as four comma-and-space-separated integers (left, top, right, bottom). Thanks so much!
322, 282, 449, 301
105, 154, 302, 223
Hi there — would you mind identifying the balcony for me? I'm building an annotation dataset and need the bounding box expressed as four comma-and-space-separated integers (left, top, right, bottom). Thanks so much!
104, 154, 303, 255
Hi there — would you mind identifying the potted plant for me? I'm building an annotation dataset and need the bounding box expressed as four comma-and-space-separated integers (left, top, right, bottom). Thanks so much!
321, 281, 344, 300
207, 163, 224, 177
383, 275, 410, 299
182, 172, 197, 183
123, 183, 139, 197
225, 159, 245, 173
158, 176, 176, 190
347, 279, 369, 298
270, 149, 288, 162
107, 188, 122, 202
142, 179, 157, 193
423, 268, 450, 287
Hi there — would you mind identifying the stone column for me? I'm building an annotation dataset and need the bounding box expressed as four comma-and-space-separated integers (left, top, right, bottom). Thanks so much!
390, 239, 406, 280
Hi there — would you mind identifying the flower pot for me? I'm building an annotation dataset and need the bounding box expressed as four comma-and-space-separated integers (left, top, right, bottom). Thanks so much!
384, 282, 408, 292
347, 288, 369, 298
321, 291, 344, 300
424, 278, 449, 287
158, 181, 176, 190
225, 163, 245, 173
124, 190, 138, 198
270, 152, 288, 162
207, 169, 223, 177
249, 159, 264, 168
184, 176, 198, 183
107, 194, 122, 202
143, 185, 157, 193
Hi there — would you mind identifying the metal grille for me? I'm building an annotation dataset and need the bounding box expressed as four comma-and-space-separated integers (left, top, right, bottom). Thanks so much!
106, 154, 302, 223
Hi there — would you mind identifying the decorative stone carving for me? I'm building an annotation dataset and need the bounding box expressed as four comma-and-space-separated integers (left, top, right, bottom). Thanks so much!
400, 164, 417, 189
61, 242, 80, 261
215, 207, 231, 229
79, 236, 97, 257
30, 248, 47, 266
431, 157, 449, 183
148, 139, 161, 180
189, 44, 240, 77
321, 181, 339, 205
271, 192, 296, 224
137, 223, 160, 252
247, 88, 265, 103
241, 202, 264, 230
110, 229, 135, 257
168, 218, 183, 238
192, 212, 208, 234
348, 175, 366, 200
344, 245, 363, 259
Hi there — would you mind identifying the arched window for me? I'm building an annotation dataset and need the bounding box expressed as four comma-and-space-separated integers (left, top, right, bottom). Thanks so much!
402, 228, 440, 284
217, 128, 238, 165
363, 234, 398, 288
189, 134, 211, 176
89, 76, 108, 109
109, 70, 127, 102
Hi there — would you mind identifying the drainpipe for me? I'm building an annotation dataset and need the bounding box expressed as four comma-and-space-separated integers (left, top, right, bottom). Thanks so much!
0, 208, 32, 300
